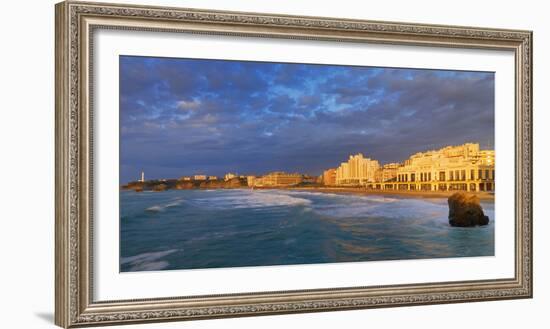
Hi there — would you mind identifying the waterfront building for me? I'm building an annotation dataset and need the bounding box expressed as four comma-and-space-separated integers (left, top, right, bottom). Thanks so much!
335, 153, 380, 186
335, 163, 349, 184
368, 143, 495, 192
194, 175, 207, 181
377, 163, 399, 183
208, 176, 218, 180
323, 168, 336, 186
224, 173, 237, 181
253, 172, 303, 187
302, 175, 319, 184
179, 176, 191, 181
247, 175, 256, 187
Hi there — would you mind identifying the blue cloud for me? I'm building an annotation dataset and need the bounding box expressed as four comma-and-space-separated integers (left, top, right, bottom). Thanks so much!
120, 56, 494, 183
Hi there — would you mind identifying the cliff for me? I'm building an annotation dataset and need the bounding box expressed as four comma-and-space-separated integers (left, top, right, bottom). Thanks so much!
122, 177, 247, 192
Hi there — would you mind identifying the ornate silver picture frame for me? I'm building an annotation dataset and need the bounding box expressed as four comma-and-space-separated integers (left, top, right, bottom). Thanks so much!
55, 1, 532, 327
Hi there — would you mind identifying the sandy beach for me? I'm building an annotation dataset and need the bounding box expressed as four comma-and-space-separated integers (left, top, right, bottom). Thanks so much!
282, 186, 495, 201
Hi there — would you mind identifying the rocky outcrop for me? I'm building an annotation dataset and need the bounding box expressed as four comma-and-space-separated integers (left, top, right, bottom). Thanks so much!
122, 181, 145, 192
224, 177, 247, 188
448, 192, 489, 227
152, 183, 168, 192
175, 181, 196, 190
122, 177, 248, 192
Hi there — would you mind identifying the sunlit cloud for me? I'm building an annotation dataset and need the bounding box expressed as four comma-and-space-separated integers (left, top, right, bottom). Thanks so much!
120, 56, 494, 183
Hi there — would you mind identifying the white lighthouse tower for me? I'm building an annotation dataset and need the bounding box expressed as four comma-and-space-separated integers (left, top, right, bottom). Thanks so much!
140, 171, 145, 182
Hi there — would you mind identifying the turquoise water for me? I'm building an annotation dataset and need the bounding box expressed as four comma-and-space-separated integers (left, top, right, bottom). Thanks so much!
120, 189, 494, 272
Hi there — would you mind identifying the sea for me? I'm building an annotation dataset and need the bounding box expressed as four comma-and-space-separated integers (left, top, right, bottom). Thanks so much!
120, 189, 494, 272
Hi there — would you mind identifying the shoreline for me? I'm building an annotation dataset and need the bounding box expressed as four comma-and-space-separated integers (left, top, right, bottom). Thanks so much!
271, 186, 495, 201
123, 185, 494, 201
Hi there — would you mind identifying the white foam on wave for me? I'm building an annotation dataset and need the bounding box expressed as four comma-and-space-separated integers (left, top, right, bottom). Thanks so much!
145, 198, 184, 212
312, 196, 448, 221
145, 205, 163, 212
276, 190, 494, 223
282, 191, 346, 198
283, 190, 398, 203
192, 190, 312, 209
121, 249, 178, 271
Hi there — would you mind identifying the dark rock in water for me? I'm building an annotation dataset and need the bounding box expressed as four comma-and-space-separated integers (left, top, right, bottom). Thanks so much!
448, 192, 489, 227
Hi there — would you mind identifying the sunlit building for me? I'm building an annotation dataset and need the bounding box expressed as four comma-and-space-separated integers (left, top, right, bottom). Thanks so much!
253, 172, 303, 187
302, 175, 319, 184
247, 175, 256, 187
323, 168, 336, 186
335, 153, 380, 186
369, 143, 495, 192
224, 173, 237, 181
374, 163, 400, 184
336, 163, 349, 184
193, 175, 207, 181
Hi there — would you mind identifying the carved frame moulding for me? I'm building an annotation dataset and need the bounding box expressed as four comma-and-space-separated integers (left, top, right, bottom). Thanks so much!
55, 1, 532, 327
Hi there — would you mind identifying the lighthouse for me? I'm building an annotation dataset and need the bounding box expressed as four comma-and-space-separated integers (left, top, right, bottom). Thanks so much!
140, 171, 145, 182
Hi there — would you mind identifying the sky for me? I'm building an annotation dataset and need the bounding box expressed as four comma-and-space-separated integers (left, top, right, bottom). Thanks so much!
120, 55, 494, 183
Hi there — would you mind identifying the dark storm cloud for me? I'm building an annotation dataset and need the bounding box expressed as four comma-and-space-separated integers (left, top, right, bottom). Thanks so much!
119, 56, 494, 183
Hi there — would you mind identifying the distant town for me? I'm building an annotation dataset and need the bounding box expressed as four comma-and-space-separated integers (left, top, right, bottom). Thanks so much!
122, 142, 495, 193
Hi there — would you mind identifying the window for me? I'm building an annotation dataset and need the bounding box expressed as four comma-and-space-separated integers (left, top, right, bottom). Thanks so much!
471, 169, 475, 180
450, 171, 454, 181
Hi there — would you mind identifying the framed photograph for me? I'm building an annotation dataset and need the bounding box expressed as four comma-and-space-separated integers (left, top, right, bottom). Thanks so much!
55, 1, 532, 327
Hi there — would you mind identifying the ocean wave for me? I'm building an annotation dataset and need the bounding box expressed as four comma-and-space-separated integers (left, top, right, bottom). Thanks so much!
282, 191, 346, 198
282, 190, 398, 203
313, 197, 448, 220
192, 190, 312, 209
121, 249, 178, 271
145, 198, 184, 212
273, 190, 436, 219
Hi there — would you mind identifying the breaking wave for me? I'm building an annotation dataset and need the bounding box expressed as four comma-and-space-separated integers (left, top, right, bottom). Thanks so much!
313, 197, 447, 220
121, 249, 178, 271
120, 189, 495, 271
191, 190, 312, 209
145, 198, 184, 212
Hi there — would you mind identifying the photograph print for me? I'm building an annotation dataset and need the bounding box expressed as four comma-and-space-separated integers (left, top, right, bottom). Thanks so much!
119, 55, 495, 272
